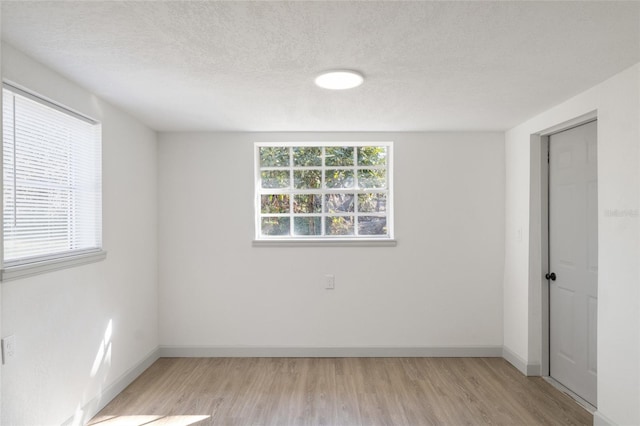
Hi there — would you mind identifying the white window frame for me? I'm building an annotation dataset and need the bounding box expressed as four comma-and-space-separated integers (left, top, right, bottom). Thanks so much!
1, 82, 106, 281
253, 141, 396, 246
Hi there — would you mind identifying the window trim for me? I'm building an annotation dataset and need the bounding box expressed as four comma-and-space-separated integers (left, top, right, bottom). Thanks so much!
254, 141, 394, 244
252, 239, 397, 247
1, 82, 106, 280
1, 249, 107, 281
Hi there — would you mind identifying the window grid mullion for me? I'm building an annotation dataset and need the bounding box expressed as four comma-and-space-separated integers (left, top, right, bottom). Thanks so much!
288, 147, 294, 236
260, 165, 386, 172
260, 188, 388, 195
353, 147, 359, 236
321, 146, 327, 236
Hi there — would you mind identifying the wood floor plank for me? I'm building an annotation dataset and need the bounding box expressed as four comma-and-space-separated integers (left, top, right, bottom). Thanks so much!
93, 357, 592, 426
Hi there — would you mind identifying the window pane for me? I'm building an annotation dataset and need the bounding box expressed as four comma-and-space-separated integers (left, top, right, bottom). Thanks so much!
261, 217, 290, 236
261, 170, 290, 188
325, 194, 354, 213
294, 217, 321, 236
294, 194, 321, 213
293, 147, 321, 167
358, 216, 387, 235
358, 146, 387, 166
261, 194, 289, 214
358, 169, 386, 189
325, 169, 354, 188
294, 170, 321, 189
260, 147, 289, 167
326, 216, 354, 235
325, 147, 354, 166
358, 193, 387, 213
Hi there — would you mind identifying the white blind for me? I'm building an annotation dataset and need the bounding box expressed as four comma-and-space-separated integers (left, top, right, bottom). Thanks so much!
2, 85, 102, 267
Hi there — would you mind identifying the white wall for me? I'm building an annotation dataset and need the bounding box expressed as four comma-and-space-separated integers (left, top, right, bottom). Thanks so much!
0, 18, 4, 423
1, 44, 159, 425
503, 64, 640, 425
158, 132, 505, 352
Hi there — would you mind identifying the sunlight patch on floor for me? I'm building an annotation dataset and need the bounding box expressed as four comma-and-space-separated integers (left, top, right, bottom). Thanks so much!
88, 415, 210, 426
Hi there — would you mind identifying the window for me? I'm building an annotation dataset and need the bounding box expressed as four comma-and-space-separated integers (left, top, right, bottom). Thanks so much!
2, 83, 103, 278
255, 142, 393, 242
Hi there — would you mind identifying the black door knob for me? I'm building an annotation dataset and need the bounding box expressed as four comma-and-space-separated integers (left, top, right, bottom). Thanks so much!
545, 272, 557, 281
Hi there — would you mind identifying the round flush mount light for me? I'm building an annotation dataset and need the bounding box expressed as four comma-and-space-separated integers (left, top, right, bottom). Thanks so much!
314, 70, 364, 90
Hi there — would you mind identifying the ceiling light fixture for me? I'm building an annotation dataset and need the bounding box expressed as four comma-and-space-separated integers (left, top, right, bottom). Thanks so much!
314, 70, 364, 90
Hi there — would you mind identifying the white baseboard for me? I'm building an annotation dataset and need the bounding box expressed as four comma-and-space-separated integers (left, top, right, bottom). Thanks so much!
159, 345, 503, 358
502, 346, 541, 376
593, 411, 616, 426
62, 346, 160, 426
526, 363, 541, 376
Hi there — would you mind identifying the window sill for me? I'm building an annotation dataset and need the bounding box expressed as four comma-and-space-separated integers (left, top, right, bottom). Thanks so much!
252, 239, 397, 248
1, 250, 107, 282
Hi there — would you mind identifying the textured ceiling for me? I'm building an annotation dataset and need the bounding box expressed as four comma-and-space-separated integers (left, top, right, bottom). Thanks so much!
2, 1, 639, 132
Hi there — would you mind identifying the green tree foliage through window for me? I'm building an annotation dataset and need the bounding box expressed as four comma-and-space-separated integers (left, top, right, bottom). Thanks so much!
256, 142, 392, 239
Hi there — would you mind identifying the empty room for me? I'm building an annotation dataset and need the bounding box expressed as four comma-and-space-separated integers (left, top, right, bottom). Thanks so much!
0, 1, 638, 425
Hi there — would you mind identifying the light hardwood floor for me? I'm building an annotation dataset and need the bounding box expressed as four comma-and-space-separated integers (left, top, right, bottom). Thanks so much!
91, 357, 591, 426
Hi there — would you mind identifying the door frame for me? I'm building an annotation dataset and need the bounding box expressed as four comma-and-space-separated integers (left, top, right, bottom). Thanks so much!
529, 110, 598, 377
536, 111, 598, 379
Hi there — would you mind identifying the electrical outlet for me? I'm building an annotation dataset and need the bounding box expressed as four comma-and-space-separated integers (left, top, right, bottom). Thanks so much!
2, 335, 16, 364
324, 274, 335, 289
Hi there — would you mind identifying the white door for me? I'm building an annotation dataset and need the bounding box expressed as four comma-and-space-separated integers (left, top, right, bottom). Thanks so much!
549, 120, 598, 406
